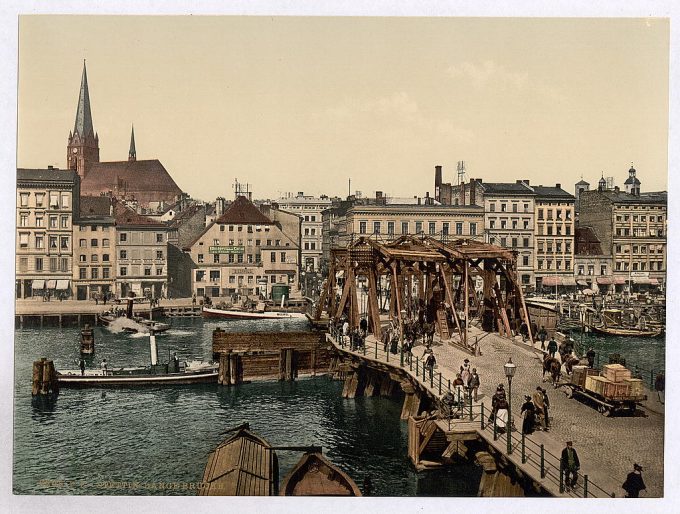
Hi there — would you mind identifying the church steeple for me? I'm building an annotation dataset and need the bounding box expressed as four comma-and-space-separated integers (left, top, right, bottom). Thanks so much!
128, 124, 136, 162
67, 60, 100, 179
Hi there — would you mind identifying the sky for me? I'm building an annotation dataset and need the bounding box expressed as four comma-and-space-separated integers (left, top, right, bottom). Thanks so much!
17, 16, 669, 202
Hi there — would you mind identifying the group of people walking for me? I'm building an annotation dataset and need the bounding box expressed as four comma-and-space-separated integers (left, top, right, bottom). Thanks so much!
520, 386, 550, 434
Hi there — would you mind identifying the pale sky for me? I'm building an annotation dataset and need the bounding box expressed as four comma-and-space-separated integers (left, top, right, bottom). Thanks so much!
17, 16, 669, 201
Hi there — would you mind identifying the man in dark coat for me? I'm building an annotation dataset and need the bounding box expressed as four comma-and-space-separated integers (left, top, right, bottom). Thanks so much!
586, 347, 596, 368
537, 326, 548, 351
622, 463, 646, 498
547, 337, 558, 358
560, 441, 580, 490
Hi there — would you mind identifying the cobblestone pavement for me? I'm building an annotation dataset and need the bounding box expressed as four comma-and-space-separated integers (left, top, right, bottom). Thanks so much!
413, 325, 664, 498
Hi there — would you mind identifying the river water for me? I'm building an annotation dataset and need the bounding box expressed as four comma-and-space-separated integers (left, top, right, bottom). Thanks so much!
13, 317, 481, 496
13, 318, 665, 496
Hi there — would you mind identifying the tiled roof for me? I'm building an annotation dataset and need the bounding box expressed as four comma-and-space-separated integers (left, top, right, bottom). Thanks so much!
584, 190, 667, 205
80, 195, 111, 216
215, 196, 273, 225
112, 199, 166, 227
533, 186, 575, 199
82, 159, 182, 195
17, 168, 79, 184
480, 182, 535, 195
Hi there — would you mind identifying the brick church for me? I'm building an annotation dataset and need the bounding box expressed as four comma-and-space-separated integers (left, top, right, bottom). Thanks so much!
66, 61, 183, 208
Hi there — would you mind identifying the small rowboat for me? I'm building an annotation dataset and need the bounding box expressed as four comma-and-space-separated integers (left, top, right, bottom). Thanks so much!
590, 325, 663, 337
280, 452, 361, 496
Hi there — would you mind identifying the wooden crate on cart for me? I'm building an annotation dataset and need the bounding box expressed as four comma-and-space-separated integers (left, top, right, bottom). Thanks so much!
602, 364, 632, 382
624, 378, 644, 397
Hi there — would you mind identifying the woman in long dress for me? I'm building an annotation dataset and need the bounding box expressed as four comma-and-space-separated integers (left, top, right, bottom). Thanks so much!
521, 395, 536, 434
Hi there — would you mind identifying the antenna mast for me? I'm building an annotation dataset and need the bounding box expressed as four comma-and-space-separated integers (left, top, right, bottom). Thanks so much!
456, 160, 467, 186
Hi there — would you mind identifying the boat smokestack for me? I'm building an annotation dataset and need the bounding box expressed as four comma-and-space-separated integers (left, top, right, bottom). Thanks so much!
149, 329, 158, 366
127, 298, 134, 319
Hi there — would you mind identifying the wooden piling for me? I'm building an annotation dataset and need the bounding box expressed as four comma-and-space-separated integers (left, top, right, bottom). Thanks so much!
80, 324, 95, 355
218, 353, 229, 385
32, 359, 45, 395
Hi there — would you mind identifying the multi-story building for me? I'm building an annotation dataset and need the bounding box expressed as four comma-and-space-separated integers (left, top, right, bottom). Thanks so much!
167, 203, 207, 298
73, 196, 116, 300
185, 196, 299, 299
579, 166, 667, 292
533, 185, 576, 291
16, 168, 80, 299
113, 200, 168, 299
274, 192, 331, 273
574, 226, 616, 294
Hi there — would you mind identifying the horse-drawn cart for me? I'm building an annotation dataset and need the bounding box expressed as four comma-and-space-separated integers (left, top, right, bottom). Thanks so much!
565, 365, 647, 416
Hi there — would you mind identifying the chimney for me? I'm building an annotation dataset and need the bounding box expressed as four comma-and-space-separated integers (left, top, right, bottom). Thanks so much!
614, 186, 620, 192
48, 165, 54, 170
435, 165, 442, 187
417, 197, 421, 205
469, 178, 476, 206
556, 183, 561, 189
460, 181, 466, 206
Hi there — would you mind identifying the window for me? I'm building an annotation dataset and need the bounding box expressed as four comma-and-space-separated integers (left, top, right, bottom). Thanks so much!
524, 204, 529, 212
271, 252, 276, 263
20, 193, 29, 207
512, 238, 518, 248
61, 193, 70, 208
120, 250, 127, 260
489, 220, 495, 229
36, 216, 43, 227
489, 203, 496, 212
156, 250, 164, 259
102, 267, 110, 279
522, 255, 529, 266
49, 257, 57, 272
19, 233, 29, 248
280, 252, 286, 262
228, 254, 234, 263
442, 222, 449, 236
91, 268, 99, 279
35, 193, 44, 207
60, 216, 69, 228
588, 265, 594, 275
500, 220, 507, 229
415, 222, 423, 234
229, 276, 235, 284
538, 260, 543, 270
119, 233, 127, 242
359, 221, 367, 234
501, 237, 507, 247
49, 236, 58, 249
512, 220, 518, 229
156, 233, 164, 243
49, 216, 57, 228
237, 253, 243, 263
523, 237, 529, 248
213, 254, 220, 264
547, 226, 553, 236
538, 209, 544, 220
78, 255, 86, 263
501, 203, 507, 212
60, 237, 69, 250
156, 267, 164, 276
512, 204, 518, 213
196, 271, 205, 282
49, 193, 59, 208
35, 235, 44, 249
91, 238, 98, 247
310, 242, 316, 250
373, 222, 381, 235
429, 222, 436, 235
470, 223, 477, 236
144, 267, 151, 276
79, 267, 87, 279
103, 238, 110, 247
456, 222, 463, 235
304, 242, 309, 250
523, 220, 529, 230
35, 257, 43, 271
556, 242, 562, 253
210, 270, 220, 281
198, 253, 204, 263
19, 213, 28, 227
100, 254, 109, 263
247, 254, 253, 263
19, 257, 27, 272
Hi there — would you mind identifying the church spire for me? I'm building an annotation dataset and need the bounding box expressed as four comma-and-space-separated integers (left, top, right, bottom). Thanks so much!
74, 60, 94, 138
128, 124, 136, 162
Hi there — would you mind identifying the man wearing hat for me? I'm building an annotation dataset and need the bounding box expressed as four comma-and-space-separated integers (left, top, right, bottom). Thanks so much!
560, 441, 580, 491
622, 463, 646, 498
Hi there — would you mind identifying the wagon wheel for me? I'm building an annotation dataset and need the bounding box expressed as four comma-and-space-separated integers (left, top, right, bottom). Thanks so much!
597, 404, 609, 416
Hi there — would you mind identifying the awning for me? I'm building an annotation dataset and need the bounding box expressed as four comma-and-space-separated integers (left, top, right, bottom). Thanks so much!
577, 280, 589, 286
264, 270, 296, 275
633, 277, 652, 284
582, 288, 596, 295
596, 277, 613, 285
32, 279, 45, 290
562, 277, 577, 286
649, 278, 659, 285
542, 276, 561, 287
614, 277, 626, 285
46, 280, 56, 289
56, 280, 70, 290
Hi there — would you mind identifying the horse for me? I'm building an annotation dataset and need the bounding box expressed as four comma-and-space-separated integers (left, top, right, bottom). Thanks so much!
542, 356, 561, 387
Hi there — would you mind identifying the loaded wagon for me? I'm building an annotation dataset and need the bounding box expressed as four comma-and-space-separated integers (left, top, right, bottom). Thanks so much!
566, 364, 647, 416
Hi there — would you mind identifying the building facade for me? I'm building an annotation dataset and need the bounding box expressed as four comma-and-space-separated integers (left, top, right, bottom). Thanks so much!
185, 196, 299, 299
574, 226, 616, 293
16, 168, 80, 299
533, 185, 576, 291
73, 196, 116, 300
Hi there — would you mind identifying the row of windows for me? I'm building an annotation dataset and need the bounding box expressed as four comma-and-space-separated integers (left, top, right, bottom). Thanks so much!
576, 265, 607, 276
488, 236, 532, 249
119, 232, 165, 244
18, 256, 69, 273
615, 228, 664, 237
79, 254, 110, 263
78, 267, 112, 280
79, 238, 110, 248
18, 233, 70, 251
616, 214, 664, 223
537, 225, 572, 236
489, 219, 530, 230
488, 202, 531, 213
537, 259, 573, 271
537, 209, 572, 220
614, 244, 665, 254
198, 253, 258, 264
206, 238, 288, 247
18, 214, 70, 229
195, 271, 265, 284
537, 241, 573, 254
119, 266, 164, 277
303, 228, 318, 236
119, 249, 164, 260
18, 192, 70, 209
615, 261, 664, 271
358, 221, 479, 236
303, 242, 317, 250
218, 225, 272, 233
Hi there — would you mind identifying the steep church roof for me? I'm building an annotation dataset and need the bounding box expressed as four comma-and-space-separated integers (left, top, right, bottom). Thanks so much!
74, 61, 94, 139
215, 196, 273, 225
128, 125, 136, 161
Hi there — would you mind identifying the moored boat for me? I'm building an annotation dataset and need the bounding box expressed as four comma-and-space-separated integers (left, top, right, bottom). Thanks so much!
590, 325, 663, 338
203, 306, 307, 320
280, 452, 361, 496
57, 361, 218, 387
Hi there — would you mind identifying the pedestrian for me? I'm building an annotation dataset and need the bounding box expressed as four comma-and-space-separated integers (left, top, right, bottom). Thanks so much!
425, 352, 436, 379
622, 463, 646, 498
519, 321, 528, 342
95, 293, 99, 306
537, 326, 548, 351
560, 441, 580, 491
359, 317, 368, 338
490, 384, 506, 421
469, 368, 480, 402
100, 358, 108, 376
532, 388, 546, 431
540, 386, 550, 431
192, 293, 197, 306
521, 395, 536, 435
547, 337, 558, 358
102, 292, 107, 305
79, 358, 85, 376
586, 347, 596, 368
342, 320, 350, 346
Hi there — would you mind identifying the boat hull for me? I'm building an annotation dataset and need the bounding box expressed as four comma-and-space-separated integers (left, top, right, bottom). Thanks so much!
57, 370, 218, 387
280, 452, 361, 496
590, 326, 662, 337
203, 307, 307, 320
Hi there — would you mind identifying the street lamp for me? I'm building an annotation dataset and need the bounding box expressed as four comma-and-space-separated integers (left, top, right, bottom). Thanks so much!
504, 357, 517, 454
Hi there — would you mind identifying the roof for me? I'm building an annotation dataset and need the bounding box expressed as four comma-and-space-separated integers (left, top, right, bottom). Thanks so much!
17, 168, 79, 184
533, 186, 575, 200
80, 196, 111, 216
575, 179, 590, 186
480, 182, 535, 195
624, 177, 641, 185
215, 196, 273, 225
81, 159, 182, 196
582, 189, 667, 205
73, 61, 94, 139
112, 199, 166, 228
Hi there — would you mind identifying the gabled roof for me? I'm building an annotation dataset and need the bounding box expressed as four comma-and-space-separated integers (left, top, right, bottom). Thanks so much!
17, 168, 79, 184
533, 186, 575, 200
112, 199, 166, 228
215, 196, 273, 225
575, 179, 590, 186
480, 182, 535, 195
82, 159, 182, 195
